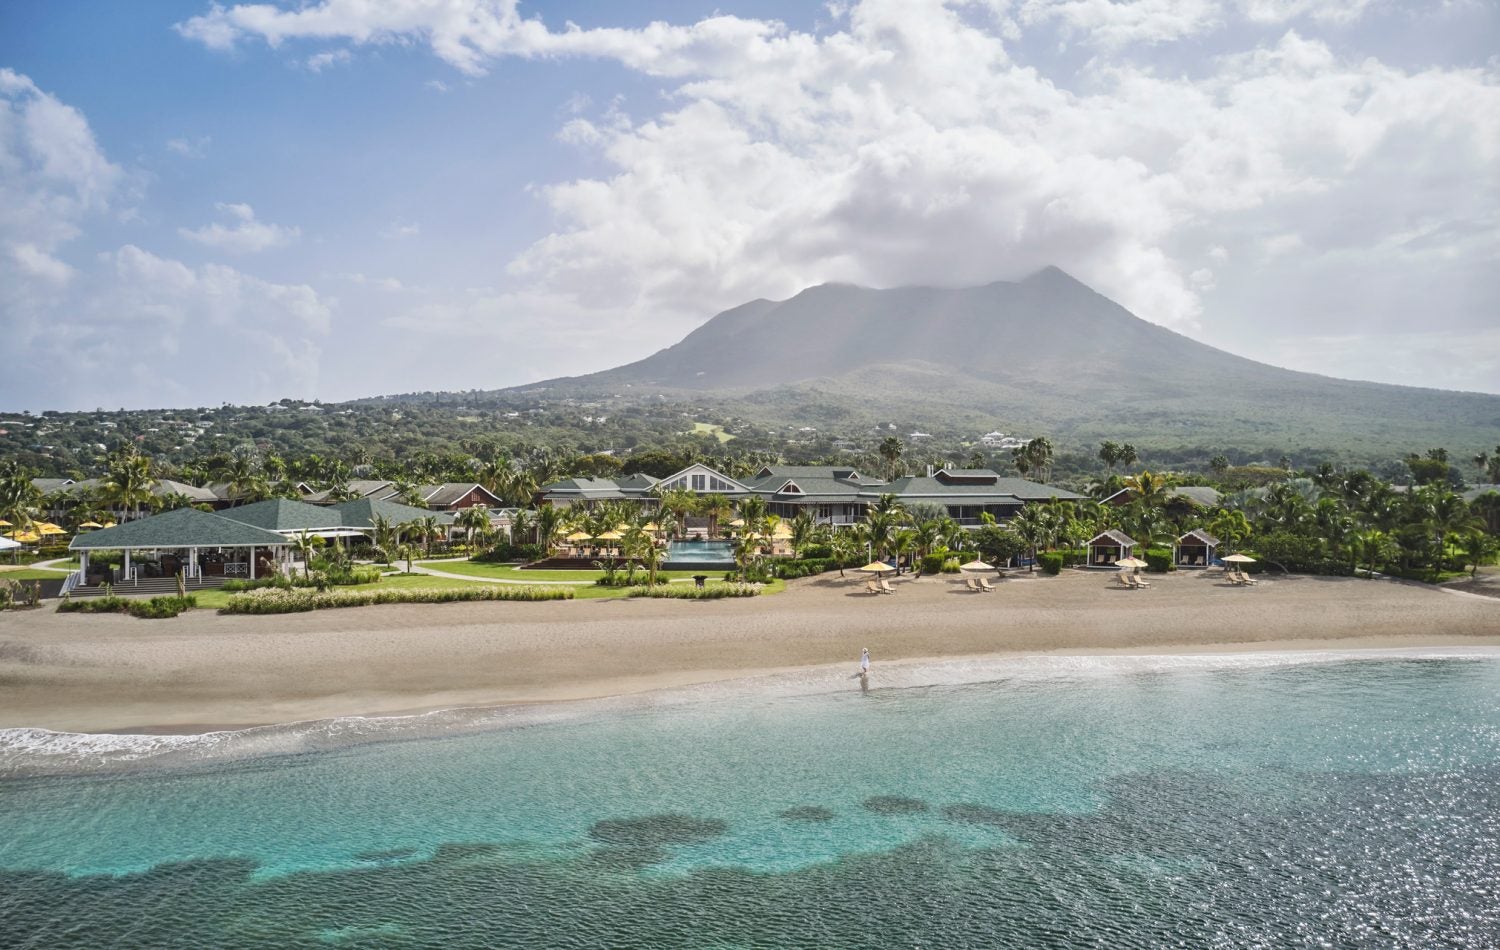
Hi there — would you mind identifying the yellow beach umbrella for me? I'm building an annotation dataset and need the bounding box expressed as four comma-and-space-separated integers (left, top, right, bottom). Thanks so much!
565, 531, 592, 542
37, 522, 68, 536
642, 522, 661, 532
78, 521, 104, 529
102, 521, 117, 528
0, 518, 10, 528
857, 561, 896, 575
729, 518, 746, 528
771, 523, 793, 539
596, 530, 623, 541
7, 530, 42, 544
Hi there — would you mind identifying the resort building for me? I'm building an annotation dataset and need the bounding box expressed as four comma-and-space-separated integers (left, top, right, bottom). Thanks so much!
540, 463, 1082, 528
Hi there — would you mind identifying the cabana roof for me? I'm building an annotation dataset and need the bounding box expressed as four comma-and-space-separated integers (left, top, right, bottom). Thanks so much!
1088, 529, 1137, 546
1177, 528, 1220, 545
69, 507, 289, 550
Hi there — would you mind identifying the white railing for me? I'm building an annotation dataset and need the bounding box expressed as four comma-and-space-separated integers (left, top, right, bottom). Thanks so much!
60, 569, 83, 597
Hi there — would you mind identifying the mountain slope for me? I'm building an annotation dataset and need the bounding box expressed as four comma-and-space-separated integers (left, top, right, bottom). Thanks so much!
515, 268, 1500, 456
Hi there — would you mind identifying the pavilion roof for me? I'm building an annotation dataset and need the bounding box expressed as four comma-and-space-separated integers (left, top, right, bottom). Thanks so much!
330, 497, 454, 529
1089, 529, 1137, 546
1177, 528, 1221, 545
219, 498, 345, 532
69, 507, 289, 550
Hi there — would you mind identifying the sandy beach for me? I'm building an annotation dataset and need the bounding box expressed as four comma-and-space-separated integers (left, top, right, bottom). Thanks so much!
2, 570, 1497, 734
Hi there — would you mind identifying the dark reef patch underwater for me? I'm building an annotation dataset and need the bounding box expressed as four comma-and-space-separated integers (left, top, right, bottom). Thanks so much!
2, 656, 1498, 947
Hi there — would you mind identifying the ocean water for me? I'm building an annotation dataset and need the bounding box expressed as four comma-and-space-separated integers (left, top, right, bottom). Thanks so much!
2, 653, 1499, 948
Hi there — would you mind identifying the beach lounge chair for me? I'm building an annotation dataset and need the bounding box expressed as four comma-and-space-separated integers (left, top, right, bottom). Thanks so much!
964, 577, 982, 592
1227, 572, 1247, 586
879, 578, 896, 594
1236, 571, 1257, 585
1112, 574, 1132, 589
1124, 574, 1141, 590
979, 577, 997, 592
1133, 575, 1152, 588
866, 580, 881, 594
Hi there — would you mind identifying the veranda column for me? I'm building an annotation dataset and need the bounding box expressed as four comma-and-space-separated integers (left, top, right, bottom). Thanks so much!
123, 548, 131, 584
249, 546, 256, 580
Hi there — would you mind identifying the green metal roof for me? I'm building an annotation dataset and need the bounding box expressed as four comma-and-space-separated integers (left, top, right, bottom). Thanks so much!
331, 497, 455, 529
219, 498, 345, 532
70, 507, 290, 550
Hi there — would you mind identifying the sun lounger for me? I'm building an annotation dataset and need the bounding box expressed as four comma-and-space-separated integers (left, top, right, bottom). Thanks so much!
964, 577, 982, 592
866, 580, 881, 594
1133, 575, 1151, 588
1124, 574, 1141, 589
879, 578, 896, 594
1112, 574, 1132, 589
1236, 571, 1257, 585
979, 577, 996, 592
1227, 572, 1247, 585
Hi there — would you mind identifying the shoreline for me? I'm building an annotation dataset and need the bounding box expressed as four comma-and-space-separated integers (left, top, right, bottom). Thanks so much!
2, 571, 1498, 744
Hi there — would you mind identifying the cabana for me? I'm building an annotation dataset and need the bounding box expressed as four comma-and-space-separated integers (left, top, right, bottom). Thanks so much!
69, 507, 292, 584
1086, 529, 1137, 568
1173, 529, 1219, 568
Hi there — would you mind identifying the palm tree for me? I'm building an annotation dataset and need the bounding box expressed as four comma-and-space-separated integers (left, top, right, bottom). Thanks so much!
878, 437, 905, 480
412, 515, 443, 557
1009, 505, 1048, 571
657, 488, 699, 537
700, 493, 733, 539
371, 514, 399, 561
533, 504, 565, 555
223, 453, 270, 505
787, 511, 816, 557
1023, 437, 1055, 482
99, 452, 155, 522
830, 530, 859, 577
290, 529, 323, 577
456, 506, 491, 550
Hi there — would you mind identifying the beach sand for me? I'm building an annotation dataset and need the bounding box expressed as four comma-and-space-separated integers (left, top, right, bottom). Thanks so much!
2, 570, 1497, 734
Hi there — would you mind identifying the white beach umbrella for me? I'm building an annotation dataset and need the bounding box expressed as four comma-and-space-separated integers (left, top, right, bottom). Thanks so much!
0, 536, 19, 551
1222, 553, 1256, 564
856, 561, 896, 575
1115, 556, 1149, 569
958, 559, 994, 572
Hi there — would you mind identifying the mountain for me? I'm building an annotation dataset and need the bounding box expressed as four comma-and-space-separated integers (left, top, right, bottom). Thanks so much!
511, 268, 1500, 458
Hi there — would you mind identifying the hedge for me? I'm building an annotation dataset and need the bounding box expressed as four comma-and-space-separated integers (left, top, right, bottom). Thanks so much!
1143, 547, 1174, 573
627, 583, 762, 599
1037, 552, 1064, 575
57, 594, 197, 619
220, 585, 573, 614
919, 552, 947, 575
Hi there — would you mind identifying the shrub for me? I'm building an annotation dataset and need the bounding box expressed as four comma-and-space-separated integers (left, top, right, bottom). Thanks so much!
628, 583, 762, 599
472, 543, 545, 564
771, 557, 834, 579
919, 552, 947, 575
1143, 547, 1174, 573
57, 594, 195, 618
799, 543, 833, 560
1058, 547, 1089, 568
594, 575, 651, 587
1037, 552, 1064, 575
940, 558, 962, 574
219, 585, 573, 614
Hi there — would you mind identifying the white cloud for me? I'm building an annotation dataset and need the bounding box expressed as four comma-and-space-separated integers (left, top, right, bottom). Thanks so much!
1017, 0, 1223, 49
0, 72, 333, 409
1237, 0, 1378, 25
179, 201, 300, 253
166, 135, 210, 158
379, 218, 421, 239
305, 48, 352, 71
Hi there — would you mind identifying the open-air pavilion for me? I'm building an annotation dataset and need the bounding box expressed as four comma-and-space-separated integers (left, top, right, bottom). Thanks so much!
1173, 529, 1220, 568
1086, 529, 1138, 568
69, 507, 292, 585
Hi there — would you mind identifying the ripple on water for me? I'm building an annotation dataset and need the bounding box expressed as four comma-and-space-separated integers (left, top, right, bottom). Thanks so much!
863, 796, 929, 815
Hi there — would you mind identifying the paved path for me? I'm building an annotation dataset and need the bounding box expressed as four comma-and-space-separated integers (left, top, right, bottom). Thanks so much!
23, 558, 75, 574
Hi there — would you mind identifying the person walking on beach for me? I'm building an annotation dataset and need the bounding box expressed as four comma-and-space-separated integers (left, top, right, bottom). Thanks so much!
860, 648, 870, 674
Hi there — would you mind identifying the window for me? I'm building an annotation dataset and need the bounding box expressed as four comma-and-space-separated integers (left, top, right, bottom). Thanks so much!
692, 473, 706, 491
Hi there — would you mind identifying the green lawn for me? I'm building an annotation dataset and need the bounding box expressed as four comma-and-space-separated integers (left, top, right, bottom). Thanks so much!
0, 569, 68, 581
690, 421, 735, 443
416, 560, 713, 583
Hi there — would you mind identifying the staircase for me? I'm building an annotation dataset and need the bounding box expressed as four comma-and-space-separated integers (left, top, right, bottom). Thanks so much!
67, 577, 228, 599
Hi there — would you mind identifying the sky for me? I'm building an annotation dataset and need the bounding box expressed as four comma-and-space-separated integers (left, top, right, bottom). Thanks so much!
1, 0, 1497, 412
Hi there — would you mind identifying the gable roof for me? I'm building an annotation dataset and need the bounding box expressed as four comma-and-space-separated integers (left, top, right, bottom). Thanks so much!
219, 498, 345, 532
1088, 529, 1137, 546
412, 483, 505, 508
655, 463, 749, 494
1177, 528, 1220, 545
31, 477, 75, 495
70, 507, 290, 550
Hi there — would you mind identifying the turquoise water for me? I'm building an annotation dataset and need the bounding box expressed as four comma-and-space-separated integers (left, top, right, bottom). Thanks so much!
3, 656, 1499, 946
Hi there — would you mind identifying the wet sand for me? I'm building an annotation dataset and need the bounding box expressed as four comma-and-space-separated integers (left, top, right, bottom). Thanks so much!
2, 570, 1497, 734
